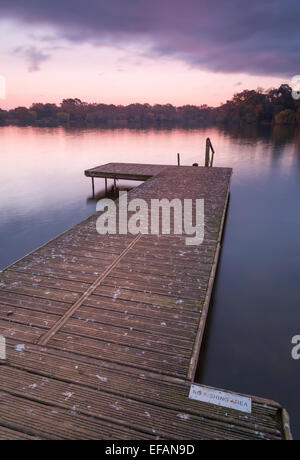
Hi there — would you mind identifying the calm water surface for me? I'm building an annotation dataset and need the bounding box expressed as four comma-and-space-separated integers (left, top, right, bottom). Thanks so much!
0, 125, 300, 438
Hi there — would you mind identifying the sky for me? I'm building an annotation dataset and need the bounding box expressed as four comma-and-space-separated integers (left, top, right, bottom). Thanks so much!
0, 0, 299, 109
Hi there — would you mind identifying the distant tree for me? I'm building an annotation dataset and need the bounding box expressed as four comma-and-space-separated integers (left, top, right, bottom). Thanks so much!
0, 85, 299, 127
0, 109, 7, 125
13, 107, 37, 125
61, 98, 83, 107
266, 84, 294, 116
57, 112, 70, 124
274, 109, 297, 125
31, 103, 58, 119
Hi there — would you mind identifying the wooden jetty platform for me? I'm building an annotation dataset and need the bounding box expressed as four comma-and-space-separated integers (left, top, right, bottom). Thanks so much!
85, 162, 177, 197
0, 163, 292, 440
85, 162, 170, 181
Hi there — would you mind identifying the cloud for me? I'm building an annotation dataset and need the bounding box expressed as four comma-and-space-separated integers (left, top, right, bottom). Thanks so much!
2, 0, 300, 77
14, 46, 51, 72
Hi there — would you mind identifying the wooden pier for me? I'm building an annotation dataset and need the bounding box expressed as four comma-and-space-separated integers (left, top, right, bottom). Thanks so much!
0, 163, 292, 440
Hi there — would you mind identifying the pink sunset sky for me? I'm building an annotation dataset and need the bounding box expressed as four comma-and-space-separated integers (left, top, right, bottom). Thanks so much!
0, 1, 297, 109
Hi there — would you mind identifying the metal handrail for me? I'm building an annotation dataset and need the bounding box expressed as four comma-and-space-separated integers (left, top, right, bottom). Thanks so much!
205, 138, 215, 167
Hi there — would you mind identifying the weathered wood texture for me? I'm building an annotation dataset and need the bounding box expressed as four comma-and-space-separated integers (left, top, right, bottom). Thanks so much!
0, 164, 292, 440
85, 162, 172, 181
0, 341, 288, 440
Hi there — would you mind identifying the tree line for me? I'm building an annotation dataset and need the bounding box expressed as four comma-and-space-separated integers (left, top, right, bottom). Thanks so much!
0, 84, 299, 128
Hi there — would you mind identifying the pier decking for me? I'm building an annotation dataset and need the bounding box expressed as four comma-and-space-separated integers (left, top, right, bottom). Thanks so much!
85, 162, 170, 181
0, 163, 292, 440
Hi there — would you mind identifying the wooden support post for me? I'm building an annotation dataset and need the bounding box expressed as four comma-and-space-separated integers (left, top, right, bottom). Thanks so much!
105, 178, 108, 195
114, 176, 117, 197
205, 138, 210, 167
92, 177, 95, 198
177, 153, 180, 166
209, 139, 215, 167
210, 149, 215, 167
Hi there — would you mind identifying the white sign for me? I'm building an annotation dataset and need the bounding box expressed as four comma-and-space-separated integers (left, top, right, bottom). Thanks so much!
0, 335, 6, 360
189, 384, 252, 414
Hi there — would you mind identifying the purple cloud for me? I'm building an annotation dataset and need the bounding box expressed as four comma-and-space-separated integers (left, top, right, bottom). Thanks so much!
14, 46, 51, 72
1, 0, 299, 76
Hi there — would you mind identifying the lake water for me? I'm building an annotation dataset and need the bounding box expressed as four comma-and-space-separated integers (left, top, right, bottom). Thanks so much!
0, 125, 300, 438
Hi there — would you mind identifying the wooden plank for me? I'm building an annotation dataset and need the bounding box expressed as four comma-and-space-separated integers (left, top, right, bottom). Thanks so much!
102, 274, 208, 299
0, 270, 91, 293
0, 291, 70, 316
83, 294, 200, 323
0, 425, 42, 440
61, 318, 194, 356
47, 332, 190, 377
0, 319, 45, 343
71, 304, 199, 337
0, 391, 153, 440
93, 285, 203, 312
0, 304, 59, 330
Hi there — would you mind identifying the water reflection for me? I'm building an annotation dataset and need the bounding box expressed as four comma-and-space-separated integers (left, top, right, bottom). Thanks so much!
0, 125, 300, 438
